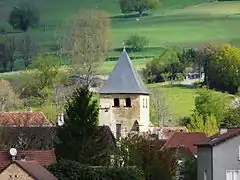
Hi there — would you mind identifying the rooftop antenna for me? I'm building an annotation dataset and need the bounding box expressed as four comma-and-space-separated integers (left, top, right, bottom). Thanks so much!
57, 112, 64, 126
9, 148, 17, 161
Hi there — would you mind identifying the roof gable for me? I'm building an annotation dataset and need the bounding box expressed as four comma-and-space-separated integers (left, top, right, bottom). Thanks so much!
99, 49, 149, 94
14, 160, 57, 180
0, 149, 56, 171
162, 132, 207, 155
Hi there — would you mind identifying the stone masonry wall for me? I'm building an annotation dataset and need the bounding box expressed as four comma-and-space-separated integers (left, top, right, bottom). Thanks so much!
99, 94, 140, 137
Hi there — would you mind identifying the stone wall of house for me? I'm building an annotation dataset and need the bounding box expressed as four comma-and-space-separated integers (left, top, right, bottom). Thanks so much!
99, 94, 150, 137
0, 164, 34, 180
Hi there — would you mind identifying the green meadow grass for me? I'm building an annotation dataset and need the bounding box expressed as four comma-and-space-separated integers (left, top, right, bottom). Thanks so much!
148, 83, 197, 121
2, 0, 240, 53
148, 83, 234, 122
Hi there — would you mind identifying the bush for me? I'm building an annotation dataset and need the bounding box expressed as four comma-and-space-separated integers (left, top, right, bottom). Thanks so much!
125, 34, 149, 51
180, 156, 197, 180
142, 59, 166, 83
142, 57, 185, 83
48, 159, 144, 180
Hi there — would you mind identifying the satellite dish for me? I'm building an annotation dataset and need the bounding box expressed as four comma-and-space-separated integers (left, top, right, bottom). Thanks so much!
9, 148, 17, 156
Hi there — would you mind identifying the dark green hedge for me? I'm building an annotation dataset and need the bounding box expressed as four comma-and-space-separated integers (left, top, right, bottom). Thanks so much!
48, 159, 143, 180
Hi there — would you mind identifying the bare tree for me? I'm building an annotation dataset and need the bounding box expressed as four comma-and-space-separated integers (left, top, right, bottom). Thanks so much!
0, 35, 16, 71
67, 9, 111, 88
150, 87, 172, 126
0, 79, 21, 111
18, 33, 37, 69
54, 21, 70, 65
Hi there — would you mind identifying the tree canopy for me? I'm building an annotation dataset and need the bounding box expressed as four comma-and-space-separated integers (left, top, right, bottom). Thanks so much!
55, 87, 99, 164
119, 0, 159, 16
67, 9, 111, 87
8, 1, 39, 32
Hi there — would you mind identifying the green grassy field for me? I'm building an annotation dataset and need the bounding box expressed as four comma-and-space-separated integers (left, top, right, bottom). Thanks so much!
2, 0, 240, 55
148, 83, 234, 123
149, 83, 197, 122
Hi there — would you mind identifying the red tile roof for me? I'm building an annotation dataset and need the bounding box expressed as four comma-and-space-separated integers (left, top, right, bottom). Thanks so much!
196, 128, 240, 147
0, 112, 52, 126
152, 126, 188, 140
162, 132, 207, 155
14, 160, 57, 180
0, 149, 56, 171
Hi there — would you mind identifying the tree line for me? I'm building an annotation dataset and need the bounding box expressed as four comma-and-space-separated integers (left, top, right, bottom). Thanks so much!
143, 43, 240, 95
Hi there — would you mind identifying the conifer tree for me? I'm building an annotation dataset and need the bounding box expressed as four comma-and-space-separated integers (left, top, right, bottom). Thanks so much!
55, 87, 99, 163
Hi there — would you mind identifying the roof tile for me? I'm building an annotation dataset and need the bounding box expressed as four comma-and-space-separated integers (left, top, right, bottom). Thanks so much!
0, 112, 52, 126
162, 132, 207, 155
14, 160, 57, 180
196, 128, 240, 147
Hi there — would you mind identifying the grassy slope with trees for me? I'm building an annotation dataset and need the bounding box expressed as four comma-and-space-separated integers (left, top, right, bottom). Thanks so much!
0, 0, 239, 124
1, 0, 240, 56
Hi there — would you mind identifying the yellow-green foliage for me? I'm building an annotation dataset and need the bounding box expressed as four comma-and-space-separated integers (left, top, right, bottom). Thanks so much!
38, 104, 58, 124
186, 114, 218, 136
204, 43, 240, 94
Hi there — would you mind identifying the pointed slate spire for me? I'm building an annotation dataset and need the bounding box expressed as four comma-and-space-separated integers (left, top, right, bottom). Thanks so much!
99, 49, 149, 94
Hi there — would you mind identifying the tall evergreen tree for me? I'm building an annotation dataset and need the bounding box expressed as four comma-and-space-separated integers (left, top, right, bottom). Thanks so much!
55, 87, 99, 163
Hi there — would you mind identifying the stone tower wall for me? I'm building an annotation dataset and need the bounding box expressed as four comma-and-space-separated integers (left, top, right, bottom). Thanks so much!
99, 94, 150, 137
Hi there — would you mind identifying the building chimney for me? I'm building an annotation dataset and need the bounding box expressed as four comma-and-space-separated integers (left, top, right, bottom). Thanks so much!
20, 155, 26, 161
220, 123, 227, 134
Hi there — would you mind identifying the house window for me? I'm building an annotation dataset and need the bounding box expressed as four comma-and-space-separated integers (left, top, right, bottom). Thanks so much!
125, 98, 131, 107
113, 98, 120, 107
146, 98, 148, 108
226, 170, 240, 180
116, 124, 122, 140
204, 171, 207, 180
143, 99, 145, 108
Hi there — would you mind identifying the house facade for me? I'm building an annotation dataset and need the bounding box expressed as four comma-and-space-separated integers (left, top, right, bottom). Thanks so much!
98, 49, 151, 139
0, 163, 34, 180
0, 160, 57, 180
196, 128, 240, 180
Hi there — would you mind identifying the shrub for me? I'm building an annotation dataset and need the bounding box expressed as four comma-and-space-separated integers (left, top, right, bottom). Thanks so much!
48, 159, 144, 180
125, 34, 149, 51
142, 59, 166, 83
142, 57, 185, 84
180, 156, 197, 180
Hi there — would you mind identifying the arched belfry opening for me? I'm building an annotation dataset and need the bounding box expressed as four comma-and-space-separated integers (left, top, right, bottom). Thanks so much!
131, 120, 140, 132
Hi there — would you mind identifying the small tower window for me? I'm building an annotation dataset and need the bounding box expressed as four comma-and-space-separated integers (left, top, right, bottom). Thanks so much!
113, 98, 120, 107
146, 98, 148, 108
143, 99, 145, 108
125, 98, 131, 107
